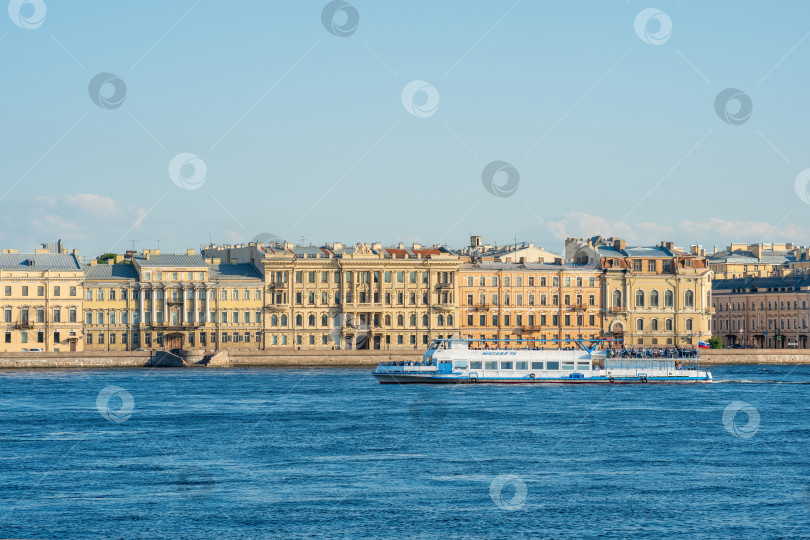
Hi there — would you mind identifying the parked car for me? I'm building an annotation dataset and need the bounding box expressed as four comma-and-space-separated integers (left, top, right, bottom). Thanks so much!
25, 348, 44, 352
134, 348, 148, 351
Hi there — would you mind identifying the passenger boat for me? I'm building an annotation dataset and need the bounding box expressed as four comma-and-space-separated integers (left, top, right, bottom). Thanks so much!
372, 337, 712, 384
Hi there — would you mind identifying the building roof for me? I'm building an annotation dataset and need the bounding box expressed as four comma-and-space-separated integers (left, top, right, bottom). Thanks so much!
0, 253, 82, 271
133, 254, 208, 268
707, 249, 794, 265
712, 275, 810, 292
84, 264, 139, 280
460, 261, 599, 272
208, 264, 262, 280
597, 245, 674, 258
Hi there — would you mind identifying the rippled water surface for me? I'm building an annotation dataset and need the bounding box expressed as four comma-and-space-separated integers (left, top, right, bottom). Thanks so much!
1, 364, 809, 539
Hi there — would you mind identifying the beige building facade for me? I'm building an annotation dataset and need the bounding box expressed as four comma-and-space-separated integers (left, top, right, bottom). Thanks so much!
712, 276, 810, 349
0, 250, 84, 352
202, 242, 461, 349
568, 237, 713, 348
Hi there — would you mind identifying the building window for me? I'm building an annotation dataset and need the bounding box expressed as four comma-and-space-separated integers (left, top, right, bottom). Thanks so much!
684, 290, 694, 308
635, 290, 645, 308
664, 290, 673, 307
70, 286, 77, 296
650, 290, 659, 307
636, 319, 644, 331
612, 290, 622, 307
633, 260, 642, 272
22, 286, 28, 296
686, 318, 693, 331
3, 286, 10, 296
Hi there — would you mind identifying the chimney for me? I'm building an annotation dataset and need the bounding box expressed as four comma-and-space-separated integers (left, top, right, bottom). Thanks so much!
554, 257, 563, 265
470, 235, 482, 248
107, 258, 114, 265
186, 249, 195, 256
90, 259, 98, 266
398, 242, 404, 249
614, 239, 626, 250
412, 243, 422, 250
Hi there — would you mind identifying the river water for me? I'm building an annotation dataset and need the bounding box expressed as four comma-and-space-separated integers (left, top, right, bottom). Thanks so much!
0, 365, 809, 538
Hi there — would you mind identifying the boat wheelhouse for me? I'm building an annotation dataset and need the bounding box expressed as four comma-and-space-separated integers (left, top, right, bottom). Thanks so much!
372, 337, 712, 384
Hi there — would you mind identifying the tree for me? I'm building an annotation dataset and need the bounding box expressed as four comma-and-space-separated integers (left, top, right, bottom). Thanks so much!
708, 337, 722, 349
96, 253, 117, 264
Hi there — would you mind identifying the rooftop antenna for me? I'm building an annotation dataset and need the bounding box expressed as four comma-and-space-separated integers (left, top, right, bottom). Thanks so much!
209, 232, 212, 245
157, 240, 160, 250
130, 240, 137, 251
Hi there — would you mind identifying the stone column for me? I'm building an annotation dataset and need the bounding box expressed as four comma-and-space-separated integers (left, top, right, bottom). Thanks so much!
139, 286, 144, 324
205, 287, 210, 323
163, 286, 168, 324
151, 287, 157, 324
182, 287, 188, 324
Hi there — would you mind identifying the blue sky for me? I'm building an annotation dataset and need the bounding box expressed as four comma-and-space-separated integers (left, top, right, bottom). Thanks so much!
1, 0, 809, 258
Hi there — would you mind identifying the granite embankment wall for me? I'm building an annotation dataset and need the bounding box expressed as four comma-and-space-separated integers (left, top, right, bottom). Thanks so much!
0, 349, 808, 368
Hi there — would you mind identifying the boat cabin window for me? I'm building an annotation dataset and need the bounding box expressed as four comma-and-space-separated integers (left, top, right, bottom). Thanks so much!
516, 361, 528, 370
485, 361, 498, 370
562, 361, 575, 370
531, 361, 544, 370
546, 361, 559, 370
427, 340, 440, 351
453, 361, 468, 370
500, 361, 513, 370
470, 361, 482, 370
576, 362, 590, 371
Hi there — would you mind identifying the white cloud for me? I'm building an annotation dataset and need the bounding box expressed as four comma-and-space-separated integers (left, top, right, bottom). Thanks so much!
679, 217, 807, 244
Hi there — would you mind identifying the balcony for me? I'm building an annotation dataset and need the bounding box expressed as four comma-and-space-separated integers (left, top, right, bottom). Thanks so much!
264, 304, 289, 312
432, 303, 456, 312
436, 282, 454, 290
608, 307, 628, 314
470, 303, 490, 312
267, 282, 287, 290
14, 320, 34, 329
521, 325, 543, 331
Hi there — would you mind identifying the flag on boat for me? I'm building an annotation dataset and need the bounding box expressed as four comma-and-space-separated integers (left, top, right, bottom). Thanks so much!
698, 340, 711, 349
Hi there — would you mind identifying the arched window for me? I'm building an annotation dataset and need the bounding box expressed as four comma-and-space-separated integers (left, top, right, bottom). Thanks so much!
664, 290, 673, 307
612, 290, 622, 307
397, 314, 404, 326
650, 290, 659, 307
281, 315, 288, 326
410, 314, 416, 326
636, 319, 644, 331
651, 319, 658, 331
308, 314, 315, 326
685, 290, 694, 308
271, 315, 278, 326
295, 314, 303, 326
322, 314, 328, 326
447, 315, 453, 326
665, 318, 673, 331
385, 314, 391, 326
686, 318, 693, 331
438, 315, 444, 326
422, 314, 428, 325
635, 290, 645, 308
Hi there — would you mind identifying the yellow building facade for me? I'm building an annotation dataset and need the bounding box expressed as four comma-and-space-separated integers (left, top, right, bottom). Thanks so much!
0, 250, 84, 352
568, 238, 713, 348
83, 250, 263, 351
458, 261, 603, 346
